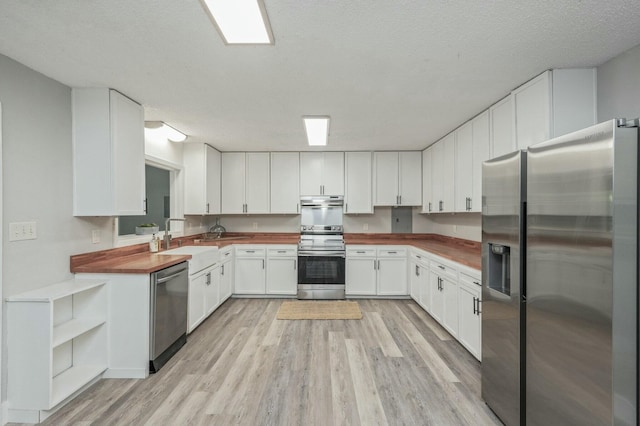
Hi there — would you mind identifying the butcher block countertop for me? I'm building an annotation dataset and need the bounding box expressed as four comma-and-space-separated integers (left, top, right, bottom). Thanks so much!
70, 232, 480, 274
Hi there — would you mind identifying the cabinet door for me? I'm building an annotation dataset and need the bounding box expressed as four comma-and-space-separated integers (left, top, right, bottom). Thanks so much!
419, 265, 430, 311
490, 95, 514, 159
398, 151, 422, 206
205, 145, 221, 215
234, 258, 265, 294
346, 258, 377, 295
409, 260, 420, 302
471, 111, 490, 212
377, 258, 407, 296
221, 153, 246, 214
458, 282, 481, 360
431, 141, 443, 211
374, 152, 399, 205
245, 153, 270, 213
271, 152, 300, 214
513, 71, 551, 150
442, 277, 458, 337
188, 272, 207, 333
220, 260, 233, 302
441, 133, 456, 213
422, 148, 434, 213
183, 143, 207, 215
300, 152, 324, 195
454, 122, 473, 212
111, 90, 146, 215
322, 152, 345, 195
266, 257, 298, 295
429, 270, 444, 322
205, 267, 221, 315
345, 152, 373, 214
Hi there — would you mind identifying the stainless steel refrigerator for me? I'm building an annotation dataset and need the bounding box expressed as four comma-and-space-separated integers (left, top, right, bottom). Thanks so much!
482, 119, 638, 425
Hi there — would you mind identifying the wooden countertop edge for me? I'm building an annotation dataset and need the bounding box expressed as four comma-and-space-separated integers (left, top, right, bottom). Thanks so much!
70, 232, 480, 274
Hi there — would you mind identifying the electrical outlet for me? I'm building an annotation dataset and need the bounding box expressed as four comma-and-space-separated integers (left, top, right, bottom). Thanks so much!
9, 221, 37, 241
363, 223, 369, 231
252, 222, 258, 230
92, 229, 101, 244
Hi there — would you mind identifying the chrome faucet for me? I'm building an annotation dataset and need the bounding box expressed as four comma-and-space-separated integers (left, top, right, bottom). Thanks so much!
164, 218, 185, 250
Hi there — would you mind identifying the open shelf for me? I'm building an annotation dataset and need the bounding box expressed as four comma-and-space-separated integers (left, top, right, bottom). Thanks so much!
52, 318, 106, 349
51, 365, 107, 408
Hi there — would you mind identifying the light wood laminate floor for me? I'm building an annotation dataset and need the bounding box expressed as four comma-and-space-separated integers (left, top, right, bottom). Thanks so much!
28, 299, 501, 426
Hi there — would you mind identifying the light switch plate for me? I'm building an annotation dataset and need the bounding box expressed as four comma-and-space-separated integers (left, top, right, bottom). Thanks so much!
9, 221, 37, 241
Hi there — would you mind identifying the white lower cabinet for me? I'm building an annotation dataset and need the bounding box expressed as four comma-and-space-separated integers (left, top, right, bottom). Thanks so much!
345, 250, 377, 295
7, 279, 108, 422
409, 249, 430, 311
266, 246, 298, 295
188, 264, 221, 333
205, 265, 221, 315
346, 246, 407, 296
457, 270, 482, 360
219, 246, 234, 302
234, 246, 266, 294
429, 258, 459, 338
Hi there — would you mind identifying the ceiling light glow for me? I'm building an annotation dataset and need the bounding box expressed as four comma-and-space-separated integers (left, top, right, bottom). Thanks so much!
201, 0, 274, 44
303, 116, 330, 146
144, 121, 188, 142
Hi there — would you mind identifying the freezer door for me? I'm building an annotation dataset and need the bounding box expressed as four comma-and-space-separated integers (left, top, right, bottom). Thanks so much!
481, 149, 525, 426
526, 120, 637, 425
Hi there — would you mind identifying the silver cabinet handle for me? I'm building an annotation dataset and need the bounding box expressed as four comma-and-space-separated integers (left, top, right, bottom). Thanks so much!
373, 260, 377, 270
206, 202, 210, 213
387, 251, 397, 254
206, 272, 211, 285
345, 203, 348, 213
438, 265, 445, 270
293, 260, 296, 270
476, 299, 481, 315
439, 200, 443, 211
262, 259, 265, 269
415, 265, 419, 276
277, 250, 286, 253
297, 203, 299, 213
473, 281, 480, 286
221, 264, 225, 275
245, 250, 255, 253
399, 195, 402, 205
143, 198, 148, 214
473, 297, 477, 314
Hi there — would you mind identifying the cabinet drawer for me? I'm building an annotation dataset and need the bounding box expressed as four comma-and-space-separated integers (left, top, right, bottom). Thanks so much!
459, 271, 481, 288
377, 247, 407, 257
235, 247, 266, 257
347, 247, 377, 257
220, 247, 233, 258
268, 248, 297, 257
410, 250, 429, 264
431, 260, 458, 281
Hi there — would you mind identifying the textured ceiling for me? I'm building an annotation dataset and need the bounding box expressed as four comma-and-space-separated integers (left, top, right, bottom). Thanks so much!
1, 1, 640, 152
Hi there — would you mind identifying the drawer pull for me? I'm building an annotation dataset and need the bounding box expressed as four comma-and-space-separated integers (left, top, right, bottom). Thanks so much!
438, 265, 445, 270
356, 251, 366, 254
387, 251, 397, 254
245, 250, 255, 253
473, 281, 480, 285
277, 250, 287, 253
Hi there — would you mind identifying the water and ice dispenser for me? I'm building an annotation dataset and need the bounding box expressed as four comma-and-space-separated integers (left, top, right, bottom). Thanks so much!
488, 243, 511, 295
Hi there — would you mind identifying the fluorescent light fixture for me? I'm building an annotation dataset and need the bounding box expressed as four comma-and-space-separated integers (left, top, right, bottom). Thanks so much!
144, 121, 188, 142
201, 0, 274, 45
303, 116, 330, 146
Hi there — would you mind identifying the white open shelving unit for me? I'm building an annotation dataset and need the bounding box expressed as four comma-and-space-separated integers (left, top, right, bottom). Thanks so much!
7, 279, 108, 422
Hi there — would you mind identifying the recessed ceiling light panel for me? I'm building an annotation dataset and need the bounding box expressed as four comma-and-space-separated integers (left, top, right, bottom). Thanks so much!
201, 0, 274, 45
303, 116, 330, 146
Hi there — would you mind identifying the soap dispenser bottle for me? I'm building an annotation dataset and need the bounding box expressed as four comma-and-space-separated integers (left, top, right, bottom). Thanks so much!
149, 234, 159, 252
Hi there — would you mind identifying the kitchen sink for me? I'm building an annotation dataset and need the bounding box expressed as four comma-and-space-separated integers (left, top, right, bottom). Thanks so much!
158, 246, 219, 274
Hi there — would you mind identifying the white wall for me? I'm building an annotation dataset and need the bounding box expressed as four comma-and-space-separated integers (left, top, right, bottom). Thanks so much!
413, 211, 481, 241
597, 43, 640, 121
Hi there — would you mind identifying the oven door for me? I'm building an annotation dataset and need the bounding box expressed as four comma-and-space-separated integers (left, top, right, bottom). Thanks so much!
297, 252, 346, 285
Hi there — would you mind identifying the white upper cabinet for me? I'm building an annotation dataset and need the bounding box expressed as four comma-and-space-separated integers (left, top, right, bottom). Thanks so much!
270, 152, 300, 214
373, 151, 421, 206
184, 143, 221, 215
72, 88, 145, 216
299, 152, 344, 195
454, 122, 473, 212
421, 147, 434, 213
489, 95, 515, 159
513, 69, 596, 150
398, 152, 422, 206
345, 152, 373, 214
471, 111, 490, 213
431, 135, 455, 213
221, 152, 270, 214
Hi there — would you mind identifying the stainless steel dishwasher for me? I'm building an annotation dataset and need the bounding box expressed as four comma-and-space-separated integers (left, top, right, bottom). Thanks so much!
149, 262, 188, 373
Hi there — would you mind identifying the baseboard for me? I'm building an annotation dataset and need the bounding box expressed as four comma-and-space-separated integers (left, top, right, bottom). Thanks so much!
6, 408, 40, 424
103, 367, 147, 379
1, 401, 10, 425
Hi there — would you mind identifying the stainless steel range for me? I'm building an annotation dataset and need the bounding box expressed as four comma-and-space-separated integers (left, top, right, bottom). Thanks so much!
297, 195, 346, 299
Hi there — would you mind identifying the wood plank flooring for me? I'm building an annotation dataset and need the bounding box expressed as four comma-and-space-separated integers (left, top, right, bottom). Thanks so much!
24, 299, 501, 426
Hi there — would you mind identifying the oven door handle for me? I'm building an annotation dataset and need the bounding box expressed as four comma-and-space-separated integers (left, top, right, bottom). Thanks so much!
298, 251, 346, 258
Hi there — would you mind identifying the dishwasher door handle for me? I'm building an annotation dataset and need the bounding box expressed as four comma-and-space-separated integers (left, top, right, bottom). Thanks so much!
156, 270, 188, 284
